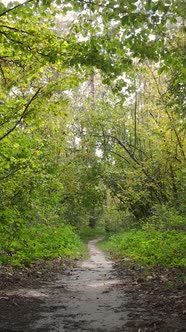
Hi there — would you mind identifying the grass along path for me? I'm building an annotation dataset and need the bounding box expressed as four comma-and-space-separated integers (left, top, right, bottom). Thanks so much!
0, 238, 185, 331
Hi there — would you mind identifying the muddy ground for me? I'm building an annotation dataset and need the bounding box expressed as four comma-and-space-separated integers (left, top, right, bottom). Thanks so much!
0, 238, 185, 331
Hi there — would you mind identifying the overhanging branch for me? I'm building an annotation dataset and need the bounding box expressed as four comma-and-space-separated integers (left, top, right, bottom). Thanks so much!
0, 0, 34, 17
0, 87, 42, 141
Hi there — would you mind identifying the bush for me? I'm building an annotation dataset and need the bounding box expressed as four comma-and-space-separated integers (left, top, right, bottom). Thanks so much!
0, 222, 82, 266
144, 204, 186, 231
107, 224, 186, 268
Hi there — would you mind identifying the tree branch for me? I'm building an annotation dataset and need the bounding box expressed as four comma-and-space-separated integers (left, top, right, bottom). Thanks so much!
108, 134, 142, 166
0, 87, 42, 142
109, 150, 137, 168
0, 31, 25, 46
0, 25, 33, 35
148, 65, 186, 160
102, 133, 169, 202
0, 0, 34, 17
77, 0, 112, 9
0, 64, 7, 85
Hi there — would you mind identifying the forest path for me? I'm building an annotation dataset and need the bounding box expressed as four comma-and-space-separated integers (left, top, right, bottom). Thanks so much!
31, 238, 128, 331
0, 239, 185, 331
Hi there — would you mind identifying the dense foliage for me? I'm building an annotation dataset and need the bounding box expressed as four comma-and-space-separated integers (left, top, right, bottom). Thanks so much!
0, 222, 82, 266
102, 206, 186, 268
0, 0, 185, 267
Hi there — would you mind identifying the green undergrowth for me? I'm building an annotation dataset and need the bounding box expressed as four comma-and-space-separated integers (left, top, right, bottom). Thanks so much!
100, 223, 186, 269
0, 223, 84, 267
78, 227, 106, 242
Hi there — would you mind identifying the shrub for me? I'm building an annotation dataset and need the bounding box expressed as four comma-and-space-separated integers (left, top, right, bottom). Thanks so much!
107, 225, 186, 268
0, 222, 82, 266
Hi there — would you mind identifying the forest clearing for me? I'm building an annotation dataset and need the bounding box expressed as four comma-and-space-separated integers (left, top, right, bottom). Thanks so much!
0, 0, 186, 330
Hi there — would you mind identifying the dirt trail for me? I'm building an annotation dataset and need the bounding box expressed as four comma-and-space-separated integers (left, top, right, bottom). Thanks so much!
31, 238, 128, 331
0, 239, 128, 331
0, 238, 185, 331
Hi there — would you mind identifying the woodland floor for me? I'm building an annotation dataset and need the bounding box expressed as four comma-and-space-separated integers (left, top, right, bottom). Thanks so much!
0, 238, 185, 332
